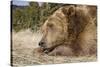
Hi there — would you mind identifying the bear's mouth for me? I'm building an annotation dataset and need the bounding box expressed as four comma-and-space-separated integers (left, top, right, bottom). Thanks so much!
40, 43, 64, 54
41, 45, 61, 54
40, 47, 54, 54
39, 41, 64, 54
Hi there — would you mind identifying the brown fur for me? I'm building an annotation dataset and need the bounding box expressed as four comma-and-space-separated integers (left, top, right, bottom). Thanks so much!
38, 5, 97, 56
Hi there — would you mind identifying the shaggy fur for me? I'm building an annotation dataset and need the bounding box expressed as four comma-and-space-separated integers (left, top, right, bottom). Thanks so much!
38, 5, 97, 56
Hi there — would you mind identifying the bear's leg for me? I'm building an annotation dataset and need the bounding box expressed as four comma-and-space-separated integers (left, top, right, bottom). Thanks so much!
48, 45, 74, 56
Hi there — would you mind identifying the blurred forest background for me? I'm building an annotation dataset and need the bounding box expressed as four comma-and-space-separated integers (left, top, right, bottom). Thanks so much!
12, 2, 66, 32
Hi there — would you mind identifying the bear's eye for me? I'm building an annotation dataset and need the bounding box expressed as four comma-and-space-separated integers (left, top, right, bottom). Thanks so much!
47, 23, 54, 28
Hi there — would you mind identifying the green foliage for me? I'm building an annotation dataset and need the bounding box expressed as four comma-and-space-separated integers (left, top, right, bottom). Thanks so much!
12, 2, 63, 32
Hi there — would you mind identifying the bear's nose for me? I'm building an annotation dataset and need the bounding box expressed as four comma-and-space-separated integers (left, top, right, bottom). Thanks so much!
39, 41, 45, 47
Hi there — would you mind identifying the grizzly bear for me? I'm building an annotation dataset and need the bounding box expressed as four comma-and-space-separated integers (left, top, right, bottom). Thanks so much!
38, 5, 97, 56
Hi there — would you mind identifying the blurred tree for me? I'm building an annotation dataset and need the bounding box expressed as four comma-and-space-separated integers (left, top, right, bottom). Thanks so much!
12, 2, 63, 32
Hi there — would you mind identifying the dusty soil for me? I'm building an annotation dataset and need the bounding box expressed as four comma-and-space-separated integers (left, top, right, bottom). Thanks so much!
11, 29, 97, 66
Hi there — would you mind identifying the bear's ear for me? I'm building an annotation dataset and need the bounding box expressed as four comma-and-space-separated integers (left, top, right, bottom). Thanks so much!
62, 6, 75, 17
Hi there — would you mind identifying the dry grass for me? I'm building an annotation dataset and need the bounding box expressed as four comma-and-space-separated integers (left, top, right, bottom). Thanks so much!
12, 29, 97, 66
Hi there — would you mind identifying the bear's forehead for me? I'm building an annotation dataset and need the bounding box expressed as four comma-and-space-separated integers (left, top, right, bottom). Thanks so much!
45, 8, 67, 25
52, 8, 66, 19
45, 18, 61, 26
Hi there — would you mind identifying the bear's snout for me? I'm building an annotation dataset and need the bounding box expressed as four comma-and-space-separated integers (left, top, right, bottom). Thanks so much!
39, 41, 46, 48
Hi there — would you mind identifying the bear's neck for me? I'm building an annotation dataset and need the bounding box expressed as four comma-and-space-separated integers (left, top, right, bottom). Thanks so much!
67, 10, 90, 41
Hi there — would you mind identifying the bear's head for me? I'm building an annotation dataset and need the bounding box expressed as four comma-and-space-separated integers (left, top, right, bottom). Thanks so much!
39, 5, 89, 54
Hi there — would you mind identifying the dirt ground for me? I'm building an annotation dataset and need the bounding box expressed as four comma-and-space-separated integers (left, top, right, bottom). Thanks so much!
11, 29, 97, 66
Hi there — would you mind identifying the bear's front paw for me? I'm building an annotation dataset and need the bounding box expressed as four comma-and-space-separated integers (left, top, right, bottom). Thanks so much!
33, 47, 45, 55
